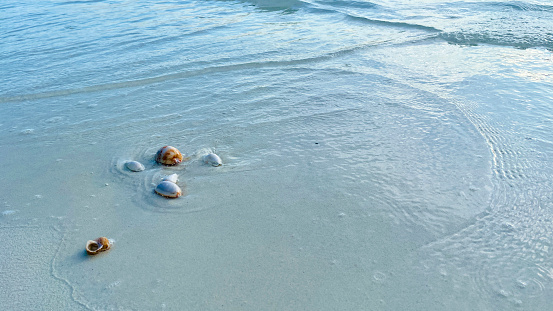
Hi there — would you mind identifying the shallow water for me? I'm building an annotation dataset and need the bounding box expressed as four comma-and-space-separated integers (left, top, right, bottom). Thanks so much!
1, 0, 553, 310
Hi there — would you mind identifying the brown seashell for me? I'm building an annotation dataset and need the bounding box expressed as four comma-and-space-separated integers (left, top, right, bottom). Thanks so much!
86, 237, 111, 255
155, 146, 183, 166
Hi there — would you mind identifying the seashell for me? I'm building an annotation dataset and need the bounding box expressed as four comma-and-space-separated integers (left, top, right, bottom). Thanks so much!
125, 160, 145, 172
162, 173, 178, 184
203, 153, 222, 167
155, 181, 182, 198
86, 237, 111, 255
155, 146, 183, 166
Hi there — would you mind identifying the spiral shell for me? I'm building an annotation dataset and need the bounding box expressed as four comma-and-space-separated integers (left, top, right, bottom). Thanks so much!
155, 181, 182, 198
86, 237, 111, 255
125, 160, 145, 172
203, 153, 222, 167
155, 146, 183, 166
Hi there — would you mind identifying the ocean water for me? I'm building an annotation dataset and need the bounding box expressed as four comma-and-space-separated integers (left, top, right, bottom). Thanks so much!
1, 0, 553, 310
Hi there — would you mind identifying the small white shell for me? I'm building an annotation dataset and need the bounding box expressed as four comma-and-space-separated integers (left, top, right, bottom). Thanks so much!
203, 153, 222, 167
125, 161, 145, 172
154, 181, 182, 198
162, 173, 178, 183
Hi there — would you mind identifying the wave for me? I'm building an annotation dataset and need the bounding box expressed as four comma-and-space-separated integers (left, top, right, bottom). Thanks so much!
303, 0, 553, 50
440, 30, 553, 50
437, 1, 553, 49
301, 0, 441, 33
488, 1, 553, 12
342, 13, 440, 32
56, 0, 107, 5
309, 0, 380, 10
0, 34, 436, 104
236, 0, 305, 12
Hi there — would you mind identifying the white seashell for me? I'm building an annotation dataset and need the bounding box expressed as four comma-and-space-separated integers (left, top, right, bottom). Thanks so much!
203, 153, 222, 167
154, 181, 182, 198
162, 173, 178, 184
125, 161, 145, 172
155, 146, 183, 166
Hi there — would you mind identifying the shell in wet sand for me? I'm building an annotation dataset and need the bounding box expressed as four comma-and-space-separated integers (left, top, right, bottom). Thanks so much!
86, 237, 111, 255
125, 160, 145, 172
203, 153, 222, 167
155, 146, 183, 166
162, 173, 179, 184
155, 181, 182, 198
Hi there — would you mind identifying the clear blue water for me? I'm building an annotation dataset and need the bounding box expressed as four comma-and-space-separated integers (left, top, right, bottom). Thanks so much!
1, 0, 553, 310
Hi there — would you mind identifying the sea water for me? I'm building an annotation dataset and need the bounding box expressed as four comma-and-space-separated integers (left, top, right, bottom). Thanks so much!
1, 0, 552, 310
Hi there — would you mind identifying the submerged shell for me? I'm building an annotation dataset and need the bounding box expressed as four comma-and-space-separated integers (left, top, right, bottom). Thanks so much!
203, 153, 222, 167
86, 237, 111, 255
162, 173, 179, 184
155, 146, 183, 166
155, 181, 182, 198
125, 161, 145, 172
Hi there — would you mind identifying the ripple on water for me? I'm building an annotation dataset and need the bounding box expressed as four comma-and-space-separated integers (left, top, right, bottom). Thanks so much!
420, 208, 553, 308
470, 262, 548, 307
373, 271, 387, 283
